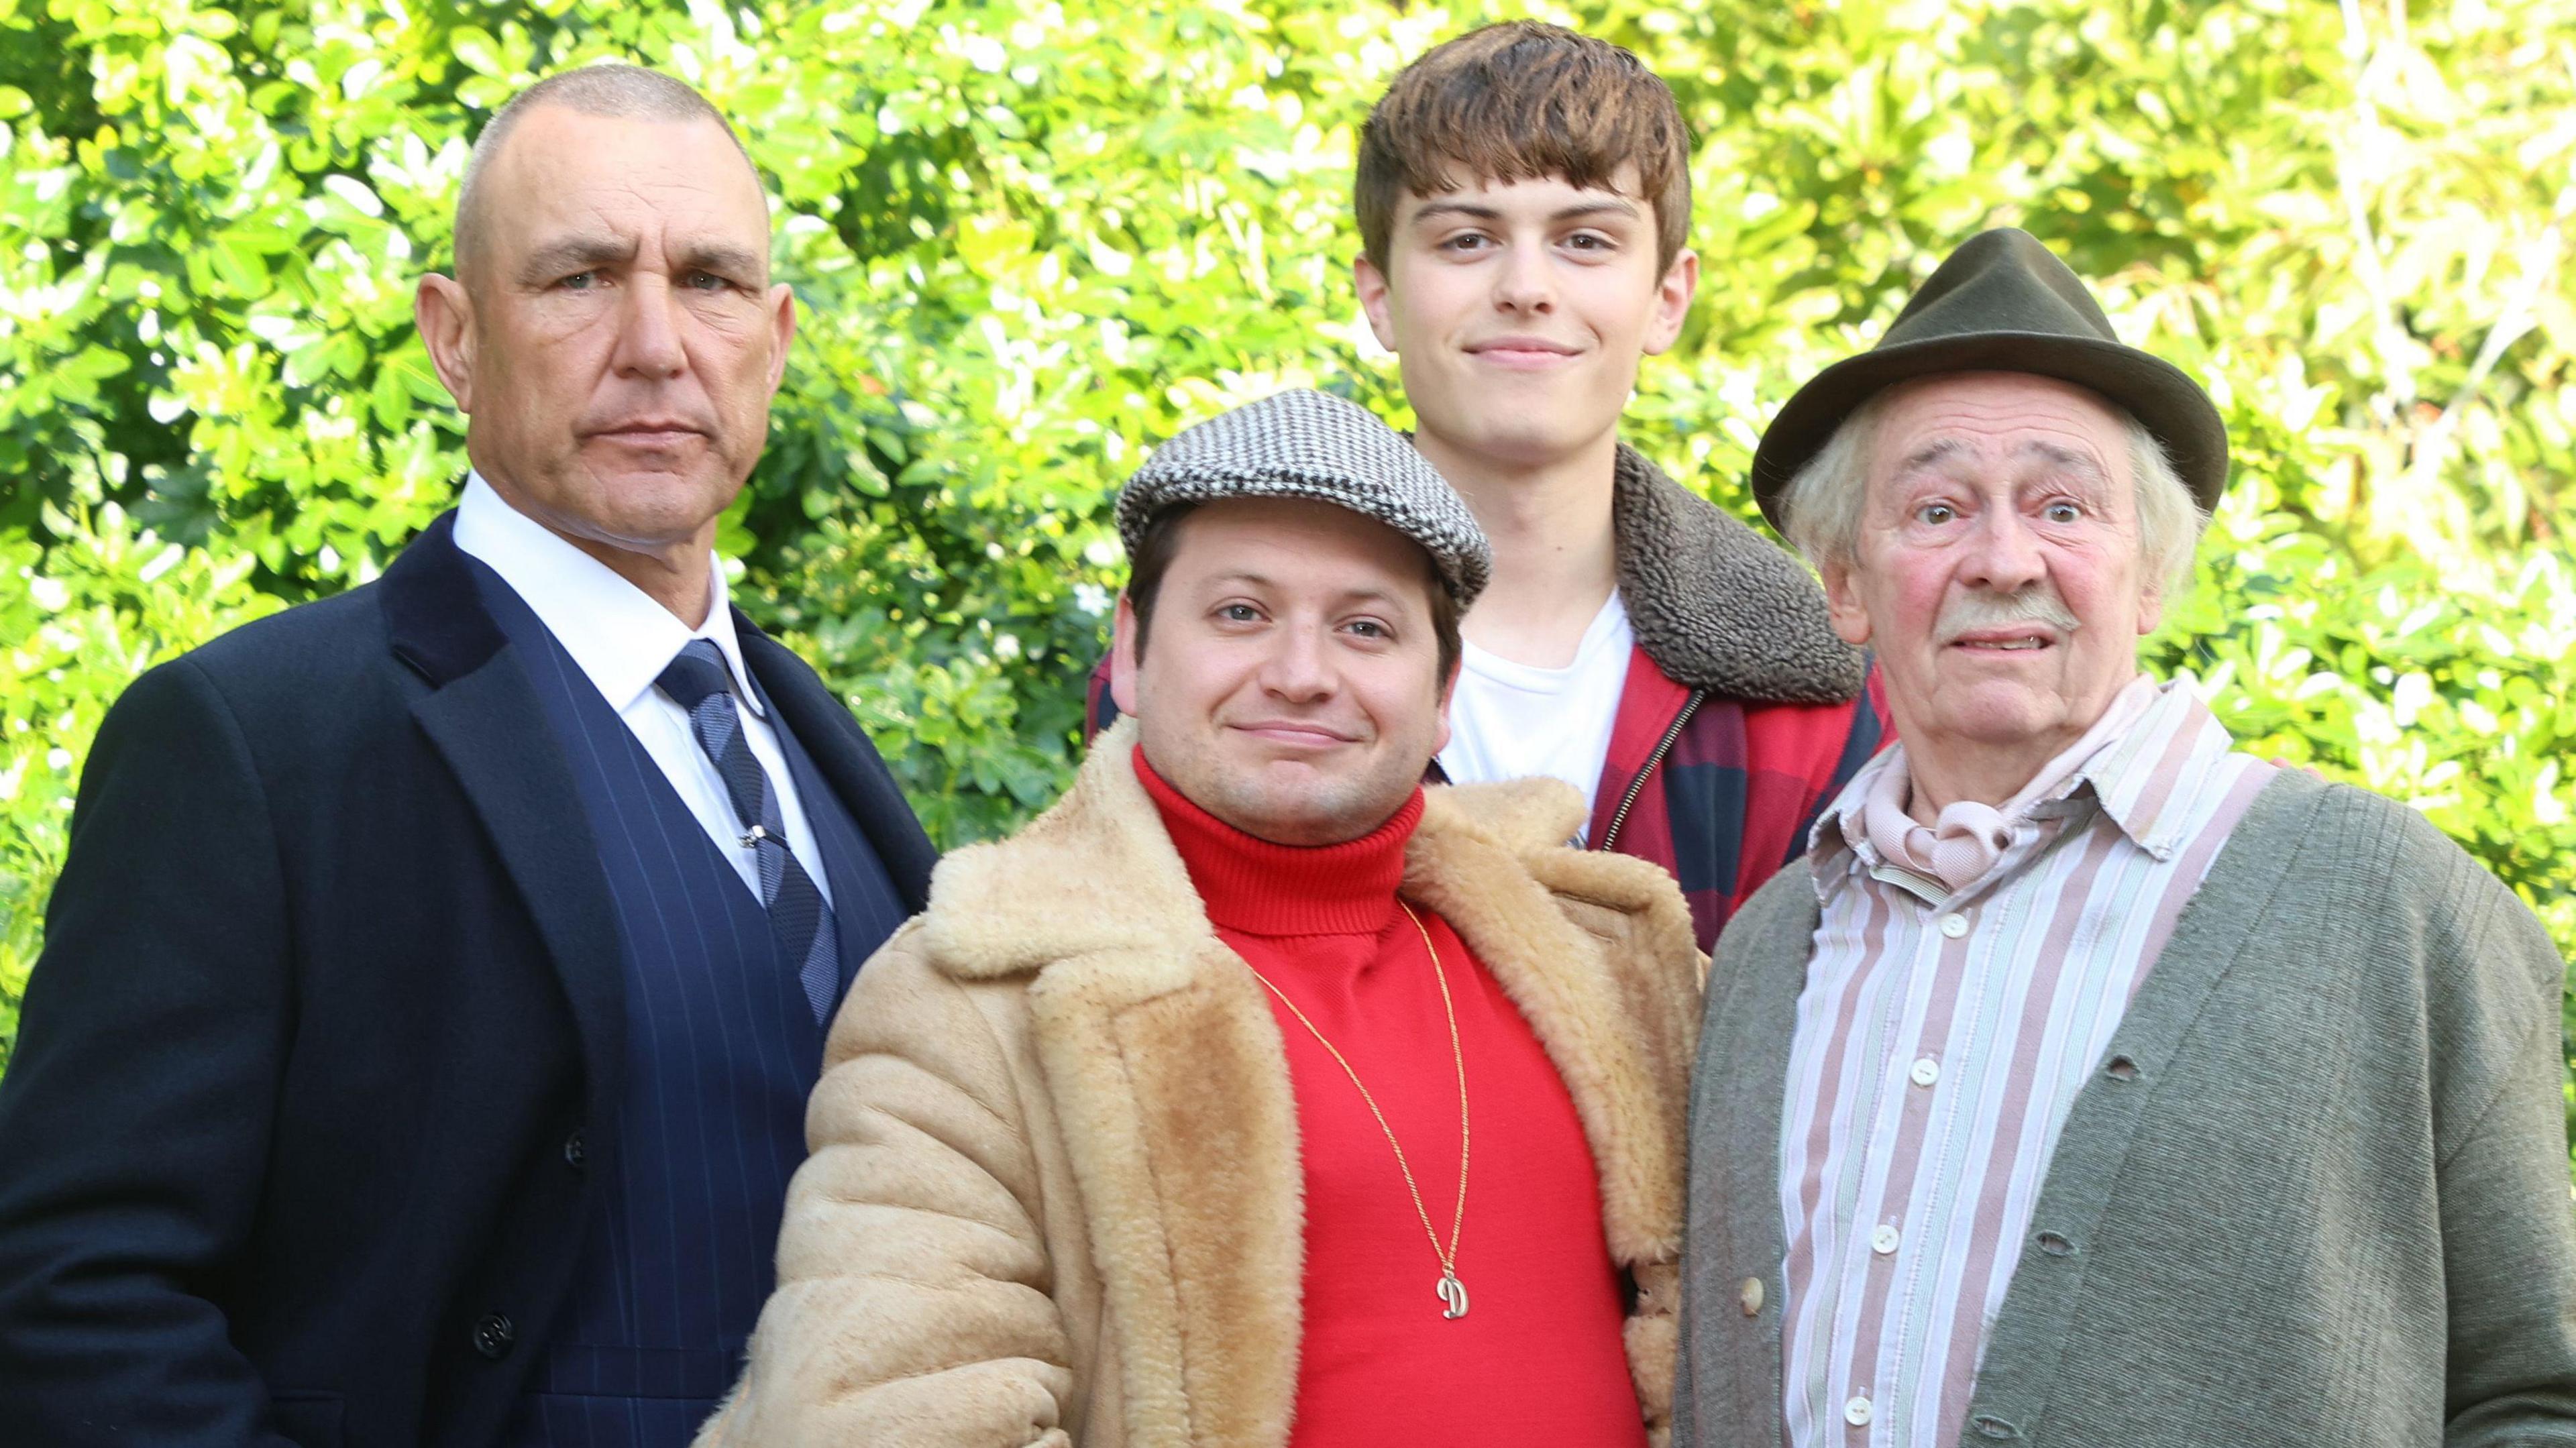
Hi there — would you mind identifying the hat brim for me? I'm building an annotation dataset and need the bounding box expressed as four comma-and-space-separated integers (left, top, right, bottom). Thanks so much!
1750, 331, 2229, 534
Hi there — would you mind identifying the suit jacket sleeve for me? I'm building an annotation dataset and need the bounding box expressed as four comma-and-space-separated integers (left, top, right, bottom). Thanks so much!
696, 924, 1076, 1447
2437, 857, 2576, 1444
0, 658, 303, 1446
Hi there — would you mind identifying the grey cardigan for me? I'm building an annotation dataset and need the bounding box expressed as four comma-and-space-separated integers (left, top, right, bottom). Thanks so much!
1676, 767, 2576, 1447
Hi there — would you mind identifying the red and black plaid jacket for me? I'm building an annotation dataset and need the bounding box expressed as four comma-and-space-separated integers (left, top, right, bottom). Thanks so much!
1090, 445, 1890, 954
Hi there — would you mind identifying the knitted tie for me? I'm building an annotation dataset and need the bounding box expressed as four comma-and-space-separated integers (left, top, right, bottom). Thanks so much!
655, 640, 840, 1024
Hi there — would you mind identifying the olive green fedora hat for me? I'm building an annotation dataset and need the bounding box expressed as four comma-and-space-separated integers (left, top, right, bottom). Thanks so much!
1750, 227, 2228, 534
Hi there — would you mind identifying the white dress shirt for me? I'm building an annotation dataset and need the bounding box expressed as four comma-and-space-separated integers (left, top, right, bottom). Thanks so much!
451, 472, 832, 909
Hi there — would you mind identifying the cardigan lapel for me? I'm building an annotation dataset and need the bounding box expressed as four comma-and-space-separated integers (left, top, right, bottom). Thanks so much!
1676, 774, 2330, 1448
382, 510, 628, 1129
1951, 769, 2322, 1437
1677, 861, 1820, 1448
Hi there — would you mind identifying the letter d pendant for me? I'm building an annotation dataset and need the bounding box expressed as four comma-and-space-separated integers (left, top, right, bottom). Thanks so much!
1438, 1271, 1469, 1319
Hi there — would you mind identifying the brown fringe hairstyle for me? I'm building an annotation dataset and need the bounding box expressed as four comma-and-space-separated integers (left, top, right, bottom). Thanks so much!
1354, 21, 1693, 274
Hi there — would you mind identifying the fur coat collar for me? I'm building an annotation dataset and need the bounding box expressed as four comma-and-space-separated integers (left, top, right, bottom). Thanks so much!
1609, 443, 1868, 704
920, 722, 1701, 1443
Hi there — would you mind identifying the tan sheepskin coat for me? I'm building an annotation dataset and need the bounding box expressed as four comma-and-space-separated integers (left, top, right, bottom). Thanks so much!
694, 723, 1704, 1447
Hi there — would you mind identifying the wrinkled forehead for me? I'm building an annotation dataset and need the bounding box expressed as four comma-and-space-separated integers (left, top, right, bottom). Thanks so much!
480, 108, 769, 263
1868, 372, 2133, 495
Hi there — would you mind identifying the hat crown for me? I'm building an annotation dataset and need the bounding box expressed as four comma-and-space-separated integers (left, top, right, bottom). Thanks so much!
1114, 388, 1492, 606
1878, 227, 2121, 353
1748, 226, 2230, 530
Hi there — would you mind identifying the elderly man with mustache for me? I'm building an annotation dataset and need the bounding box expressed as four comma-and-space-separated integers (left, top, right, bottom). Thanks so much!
1675, 229, 2576, 1448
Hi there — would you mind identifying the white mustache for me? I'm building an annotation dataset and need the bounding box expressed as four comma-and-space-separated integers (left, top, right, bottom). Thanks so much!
1936, 587, 2081, 643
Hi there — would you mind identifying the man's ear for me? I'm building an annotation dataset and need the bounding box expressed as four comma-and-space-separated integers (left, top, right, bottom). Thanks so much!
1109, 590, 1143, 718
1822, 559, 1874, 647
1642, 246, 1699, 356
1354, 253, 1399, 353
2136, 579, 2165, 638
761, 282, 797, 395
414, 273, 477, 412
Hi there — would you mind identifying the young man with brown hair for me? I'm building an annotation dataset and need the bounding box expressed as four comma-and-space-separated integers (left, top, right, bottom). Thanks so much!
1095, 22, 1888, 950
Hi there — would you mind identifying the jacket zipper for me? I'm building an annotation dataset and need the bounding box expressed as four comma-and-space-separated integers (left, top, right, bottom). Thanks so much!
1598, 688, 1704, 852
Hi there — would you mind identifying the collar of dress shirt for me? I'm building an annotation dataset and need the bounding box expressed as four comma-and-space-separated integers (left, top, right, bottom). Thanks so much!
1809, 676, 2236, 897
451, 471, 764, 718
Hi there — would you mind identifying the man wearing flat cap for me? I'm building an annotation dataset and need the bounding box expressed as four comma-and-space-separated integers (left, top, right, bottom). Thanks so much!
698, 389, 1704, 1447
1676, 229, 2576, 1447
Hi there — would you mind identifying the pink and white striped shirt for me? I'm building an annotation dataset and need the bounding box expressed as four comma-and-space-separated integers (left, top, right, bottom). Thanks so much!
1778, 679, 2275, 1448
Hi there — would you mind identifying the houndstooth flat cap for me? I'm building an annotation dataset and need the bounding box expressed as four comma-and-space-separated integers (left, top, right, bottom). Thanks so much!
1114, 389, 1491, 606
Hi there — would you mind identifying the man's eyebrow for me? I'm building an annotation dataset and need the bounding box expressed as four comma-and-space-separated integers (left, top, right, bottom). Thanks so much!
1197, 573, 1411, 609
1407, 200, 1503, 227
677, 241, 767, 280
517, 233, 637, 285
2015, 439, 2111, 486
1406, 196, 1642, 227
1329, 585, 1409, 608
1552, 197, 1641, 223
1893, 438, 1970, 476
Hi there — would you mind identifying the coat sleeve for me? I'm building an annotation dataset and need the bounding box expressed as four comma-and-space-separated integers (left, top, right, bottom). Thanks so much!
1780, 667, 1890, 873
0, 659, 303, 1446
696, 928, 1077, 1447
1084, 651, 1118, 742
2435, 860, 2576, 1444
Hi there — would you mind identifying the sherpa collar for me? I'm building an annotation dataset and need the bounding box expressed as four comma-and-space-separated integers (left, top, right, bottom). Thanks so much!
1611, 443, 1869, 704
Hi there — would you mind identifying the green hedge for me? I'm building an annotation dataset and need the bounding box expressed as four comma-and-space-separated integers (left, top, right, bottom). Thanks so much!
4, 0, 2571, 1161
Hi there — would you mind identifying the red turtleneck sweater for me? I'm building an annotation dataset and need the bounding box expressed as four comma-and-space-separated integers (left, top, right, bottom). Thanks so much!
1136, 750, 1647, 1447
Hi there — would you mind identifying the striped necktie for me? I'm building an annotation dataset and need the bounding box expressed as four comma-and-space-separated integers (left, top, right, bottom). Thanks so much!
654, 640, 840, 1024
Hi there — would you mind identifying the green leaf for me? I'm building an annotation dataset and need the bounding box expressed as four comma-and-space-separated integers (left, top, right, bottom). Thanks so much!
451, 25, 506, 78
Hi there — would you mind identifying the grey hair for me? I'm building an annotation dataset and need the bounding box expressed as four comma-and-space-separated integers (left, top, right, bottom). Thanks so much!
453, 64, 753, 280
1776, 387, 2208, 595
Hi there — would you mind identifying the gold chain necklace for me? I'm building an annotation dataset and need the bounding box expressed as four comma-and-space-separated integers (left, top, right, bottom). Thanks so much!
1242, 901, 1471, 1320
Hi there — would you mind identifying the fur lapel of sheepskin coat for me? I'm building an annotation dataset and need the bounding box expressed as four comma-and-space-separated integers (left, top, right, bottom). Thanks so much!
1609, 442, 1869, 704
920, 720, 1699, 1445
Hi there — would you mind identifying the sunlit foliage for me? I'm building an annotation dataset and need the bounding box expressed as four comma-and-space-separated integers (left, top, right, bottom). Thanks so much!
3, 1, 2571, 1136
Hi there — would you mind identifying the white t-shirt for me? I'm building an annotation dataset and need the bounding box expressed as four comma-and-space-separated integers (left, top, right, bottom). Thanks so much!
1438, 590, 1635, 839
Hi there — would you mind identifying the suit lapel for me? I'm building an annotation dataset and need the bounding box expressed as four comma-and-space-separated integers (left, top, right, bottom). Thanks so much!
384, 513, 628, 1123
735, 617, 937, 913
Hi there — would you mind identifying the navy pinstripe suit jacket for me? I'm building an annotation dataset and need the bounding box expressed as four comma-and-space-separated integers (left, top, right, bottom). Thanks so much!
0, 511, 935, 1448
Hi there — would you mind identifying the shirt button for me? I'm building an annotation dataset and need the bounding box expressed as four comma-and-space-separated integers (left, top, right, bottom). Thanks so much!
1939, 912, 1970, 938
1911, 1056, 1941, 1087
1845, 1394, 1874, 1427
1739, 1276, 1766, 1317
1871, 1223, 1901, 1255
